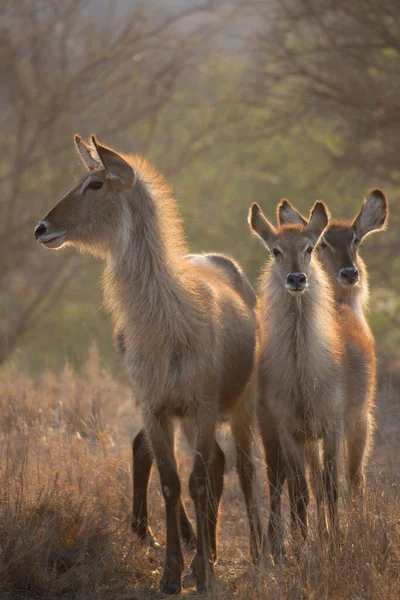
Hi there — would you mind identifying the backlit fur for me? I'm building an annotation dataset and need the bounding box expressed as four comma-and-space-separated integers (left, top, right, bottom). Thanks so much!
277, 195, 387, 499
36, 136, 263, 593
250, 202, 347, 559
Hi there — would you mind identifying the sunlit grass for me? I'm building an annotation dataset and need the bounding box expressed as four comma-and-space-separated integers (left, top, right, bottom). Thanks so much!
0, 350, 398, 598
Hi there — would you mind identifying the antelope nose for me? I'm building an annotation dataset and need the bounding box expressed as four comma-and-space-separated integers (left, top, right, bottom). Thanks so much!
286, 272, 307, 287
340, 267, 359, 284
34, 221, 47, 240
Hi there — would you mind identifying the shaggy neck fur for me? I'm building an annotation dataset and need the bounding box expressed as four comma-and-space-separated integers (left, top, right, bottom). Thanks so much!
103, 157, 201, 358
260, 257, 340, 380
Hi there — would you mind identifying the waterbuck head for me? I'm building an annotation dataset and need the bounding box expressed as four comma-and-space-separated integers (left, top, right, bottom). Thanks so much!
34, 135, 135, 256
249, 201, 329, 296
278, 189, 388, 289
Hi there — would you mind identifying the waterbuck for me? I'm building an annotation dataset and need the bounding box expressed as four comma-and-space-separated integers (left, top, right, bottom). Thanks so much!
34, 135, 263, 594
248, 200, 376, 560
278, 190, 388, 496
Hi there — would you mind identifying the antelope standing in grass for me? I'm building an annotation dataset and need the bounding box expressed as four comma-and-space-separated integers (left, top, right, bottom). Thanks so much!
249, 200, 376, 561
35, 135, 263, 594
278, 190, 388, 497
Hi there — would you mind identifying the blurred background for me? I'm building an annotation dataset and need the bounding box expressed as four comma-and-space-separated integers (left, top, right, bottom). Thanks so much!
1, 0, 399, 380
1, 4, 399, 596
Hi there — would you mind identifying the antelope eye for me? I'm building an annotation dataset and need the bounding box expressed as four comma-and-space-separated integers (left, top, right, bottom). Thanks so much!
86, 180, 103, 191
306, 246, 314, 254
354, 237, 361, 246
272, 248, 281, 257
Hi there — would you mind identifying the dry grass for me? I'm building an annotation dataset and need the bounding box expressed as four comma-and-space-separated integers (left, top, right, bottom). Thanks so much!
0, 348, 398, 599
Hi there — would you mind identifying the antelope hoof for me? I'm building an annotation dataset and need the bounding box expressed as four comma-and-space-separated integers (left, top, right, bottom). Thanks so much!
197, 576, 218, 595
160, 582, 181, 595
160, 560, 183, 594
190, 554, 217, 593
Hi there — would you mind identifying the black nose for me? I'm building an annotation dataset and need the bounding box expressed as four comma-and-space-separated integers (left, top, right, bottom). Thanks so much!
340, 267, 359, 284
34, 222, 47, 239
286, 272, 307, 288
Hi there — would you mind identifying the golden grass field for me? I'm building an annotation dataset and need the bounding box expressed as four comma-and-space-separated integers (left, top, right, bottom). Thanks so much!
0, 347, 398, 599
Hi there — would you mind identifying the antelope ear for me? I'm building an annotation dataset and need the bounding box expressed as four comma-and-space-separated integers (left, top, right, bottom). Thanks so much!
248, 203, 278, 248
304, 201, 330, 245
352, 189, 388, 241
74, 134, 101, 170
91, 135, 134, 189
277, 199, 308, 227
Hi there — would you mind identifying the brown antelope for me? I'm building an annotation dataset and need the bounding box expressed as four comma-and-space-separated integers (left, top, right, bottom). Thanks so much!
278, 190, 388, 497
248, 200, 376, 561
35, 135, 263, 594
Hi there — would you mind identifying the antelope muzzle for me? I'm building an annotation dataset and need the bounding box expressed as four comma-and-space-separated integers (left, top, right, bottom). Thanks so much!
34, 220, 66, 249
338, 266, 359, 286
286, 272, 308, 295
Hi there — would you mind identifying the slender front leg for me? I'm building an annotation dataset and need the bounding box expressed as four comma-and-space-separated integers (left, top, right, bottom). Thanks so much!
263, 433, 286, 562
281, 432, 309, 543
179, 500, 197, 551
132, 428, 196, 549
132, 430, 155, 543
232, 408, 264, 564
144, 412, 183, 595
207, 441, 225, 563
346, 413, 372, 500
258, 402, 284, 561
189, 422, 218, 593
323, 424, 342, 536
306, 439, 327, 537
189, 440, 225, 574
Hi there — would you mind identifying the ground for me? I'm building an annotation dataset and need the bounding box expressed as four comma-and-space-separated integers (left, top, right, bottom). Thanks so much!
0, 351, 398, 599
